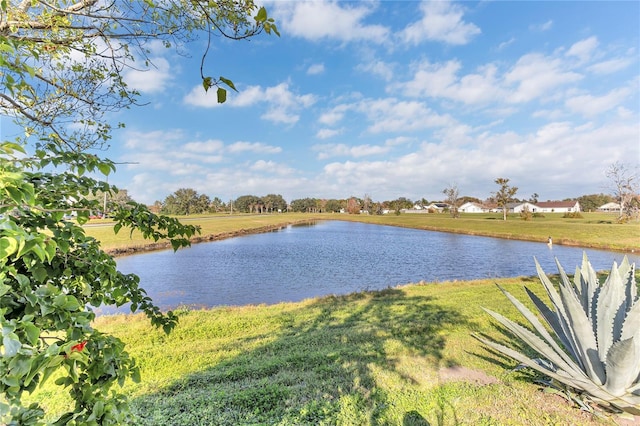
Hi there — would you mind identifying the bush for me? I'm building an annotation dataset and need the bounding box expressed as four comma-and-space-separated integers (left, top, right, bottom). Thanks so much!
562, 211, 584, 219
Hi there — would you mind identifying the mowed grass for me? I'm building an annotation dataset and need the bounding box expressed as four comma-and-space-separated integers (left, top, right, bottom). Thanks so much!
31, 277, 622, 425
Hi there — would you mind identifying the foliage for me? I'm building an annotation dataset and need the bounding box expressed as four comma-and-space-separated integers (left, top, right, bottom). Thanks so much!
1, 0, 278, 150
0, 143, 200, 423
493, 178, 518, 221
562, 211, 584, 219
162, 188, 211, 216
476, 254, 640, 415
290, 197, 321, 213
324, 199, 344, 213
520, 207, 532, 221
578, 194, 615, 213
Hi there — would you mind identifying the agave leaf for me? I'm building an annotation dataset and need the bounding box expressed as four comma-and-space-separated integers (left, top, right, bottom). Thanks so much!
474, 335, 597, 392
621, 301, 640, 388
558, 277, 606, 385
617, 257, 636, 308
596, 262, 627, 360
482, 308, 587, 380
575, 252, 599, 324
524, 287, 579, 361
499, 285, 585, 373
534, 259, 580, 360
605, 338, 639, 396
621, 300, 640, 342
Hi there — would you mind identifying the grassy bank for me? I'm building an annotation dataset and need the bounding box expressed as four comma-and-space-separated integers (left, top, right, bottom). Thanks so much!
30, 277, 627, 425
86, 211, 639, 254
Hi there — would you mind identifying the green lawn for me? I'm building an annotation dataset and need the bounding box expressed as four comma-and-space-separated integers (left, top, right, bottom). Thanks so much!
30, 277, 625, 425
29, 211, 638, 424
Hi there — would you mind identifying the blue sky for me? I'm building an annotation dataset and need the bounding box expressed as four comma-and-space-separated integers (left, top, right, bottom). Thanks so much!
8, 1, 640, 205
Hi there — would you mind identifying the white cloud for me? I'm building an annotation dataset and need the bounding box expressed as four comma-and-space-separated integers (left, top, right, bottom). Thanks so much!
272, 1, 389, 43
565, 87, 631, 117
184, 140, 224, 154
529, 20, 553, 32
250, 160, 295, 175
588, 57, 634, 75
316, 128, 343, 139
498, 37, 516, 51
356, 59, 395, 81
313, 143, 391, 159
318, 105, 349, 125
307, 63, 325, 75
566, 36, 599, 63
123, 57, 172, 94
227, 141, 282, 154
400, 1, 480, 45
184, 82, 315, 125
504, 53, 583, 103
356, 98, 455, 133
394, 60, 504, 105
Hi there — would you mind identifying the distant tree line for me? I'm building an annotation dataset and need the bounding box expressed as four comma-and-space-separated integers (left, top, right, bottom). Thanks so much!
137, 162, 637, 217
142, 188, 623, 217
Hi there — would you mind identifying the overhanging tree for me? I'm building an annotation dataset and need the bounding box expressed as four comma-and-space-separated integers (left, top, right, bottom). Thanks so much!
0, 0, 279, 423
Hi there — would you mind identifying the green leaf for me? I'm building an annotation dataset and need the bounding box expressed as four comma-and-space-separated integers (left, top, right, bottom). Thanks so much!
97, 162, 112, 176
23, 323, 40, 346
202, 76, 212, 92
216, 87, 227, 104
219, 76, 237, 91
0, 236, 18, 260
3, 333, 21, 357
256, 6, 267, 22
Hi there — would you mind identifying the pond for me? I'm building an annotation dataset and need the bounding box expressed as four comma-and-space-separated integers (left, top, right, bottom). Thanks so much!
105, 220, 639, 314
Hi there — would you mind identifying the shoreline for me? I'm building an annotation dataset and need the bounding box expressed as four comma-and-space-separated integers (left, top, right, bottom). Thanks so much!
105, 217, 638, 257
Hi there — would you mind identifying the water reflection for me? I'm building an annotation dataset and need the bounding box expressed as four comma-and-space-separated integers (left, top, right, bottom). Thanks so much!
105, 221, 639, 314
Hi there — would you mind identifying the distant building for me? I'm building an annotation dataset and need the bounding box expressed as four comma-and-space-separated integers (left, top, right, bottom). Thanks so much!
597, 202, 621, 212
459, 202, 490, 213
534, 200, 581, 213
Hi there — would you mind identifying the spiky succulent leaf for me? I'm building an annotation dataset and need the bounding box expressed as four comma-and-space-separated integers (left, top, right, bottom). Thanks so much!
482, 307, 588, 380
605, 338, 638, 396
497, 286, 584, 374
534, 258, 582, 365
524, 287, 576, 358
596, 262, 627, 362
620, 301, 640, 387
557, 274, 605, 385
474, 335, 598, 392
573, 253, 599, 323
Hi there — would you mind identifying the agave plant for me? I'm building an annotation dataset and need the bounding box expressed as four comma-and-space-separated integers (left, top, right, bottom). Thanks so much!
476, 253, 640, 415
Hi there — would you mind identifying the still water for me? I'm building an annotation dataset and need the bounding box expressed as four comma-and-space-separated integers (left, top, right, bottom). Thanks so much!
110, 220, 639, 313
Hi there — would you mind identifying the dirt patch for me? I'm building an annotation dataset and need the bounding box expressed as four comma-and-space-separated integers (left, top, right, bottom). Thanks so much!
438, 366, 500, 385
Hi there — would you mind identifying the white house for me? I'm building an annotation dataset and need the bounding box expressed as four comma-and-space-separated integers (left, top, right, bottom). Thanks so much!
534, 200, 581, 213
597, 202, 620, 212
507, 202, 538, 213
459, 202, 489, 213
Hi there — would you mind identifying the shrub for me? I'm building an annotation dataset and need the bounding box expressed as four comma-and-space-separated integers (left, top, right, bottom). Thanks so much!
563, 211, 584, 219
476, 254, 640, 415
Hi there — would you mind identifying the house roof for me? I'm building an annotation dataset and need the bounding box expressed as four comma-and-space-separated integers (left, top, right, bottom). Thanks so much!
535, 200, 579, 208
